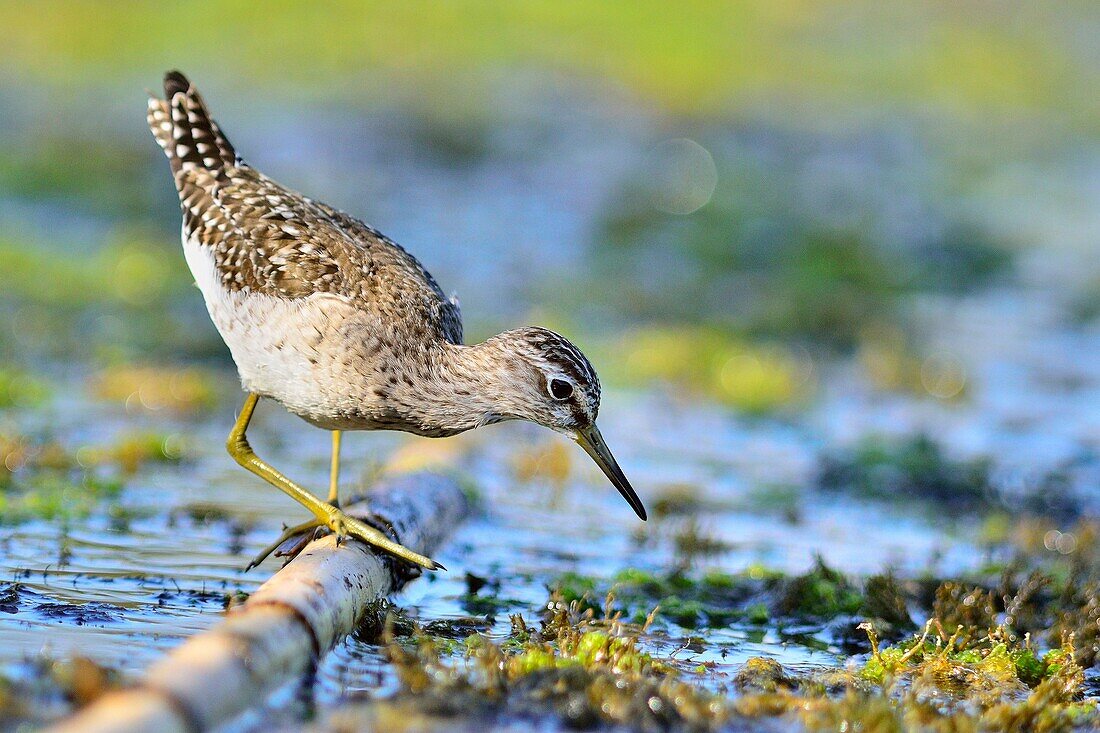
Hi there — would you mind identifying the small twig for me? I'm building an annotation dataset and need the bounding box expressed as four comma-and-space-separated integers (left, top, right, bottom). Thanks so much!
898, 619, 935, 666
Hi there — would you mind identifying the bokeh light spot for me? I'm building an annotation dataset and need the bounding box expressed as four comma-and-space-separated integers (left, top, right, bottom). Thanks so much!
920, 352, 966, 400
647, 138, 717, 215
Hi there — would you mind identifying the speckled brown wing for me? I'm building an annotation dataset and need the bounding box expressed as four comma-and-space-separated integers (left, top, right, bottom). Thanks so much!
306, 197, 464, 345
149, 71, 463, 345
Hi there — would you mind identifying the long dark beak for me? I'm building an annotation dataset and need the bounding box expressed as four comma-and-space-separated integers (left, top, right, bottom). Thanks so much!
574, 425, 647, 520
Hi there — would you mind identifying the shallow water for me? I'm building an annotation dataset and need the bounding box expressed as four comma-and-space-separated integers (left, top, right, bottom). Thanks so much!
0, 372, 1039, 683
2, 341, 1093, 728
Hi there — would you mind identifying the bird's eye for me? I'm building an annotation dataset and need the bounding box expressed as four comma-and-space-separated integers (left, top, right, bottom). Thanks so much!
549, 378, 573, 400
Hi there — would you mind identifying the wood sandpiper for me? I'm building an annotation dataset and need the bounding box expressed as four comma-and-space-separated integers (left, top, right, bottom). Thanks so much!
147, 71, 646, 571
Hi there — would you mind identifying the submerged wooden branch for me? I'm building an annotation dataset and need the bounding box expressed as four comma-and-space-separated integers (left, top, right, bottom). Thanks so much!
47, 473, 468, 733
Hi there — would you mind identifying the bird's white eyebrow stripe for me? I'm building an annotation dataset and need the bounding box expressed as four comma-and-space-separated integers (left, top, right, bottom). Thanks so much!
560, 343, 597, 387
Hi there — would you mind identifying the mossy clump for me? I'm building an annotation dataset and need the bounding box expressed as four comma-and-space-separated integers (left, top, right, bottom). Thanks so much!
954, 518, 1100, 668
368, 581, 1097, 733
384, 593, 732, 731
859, 618, 1091, 728
1052, 582, 1100, 668
551, 560, 913, 643
733, 656, 797, 693
776, 558, 865, 618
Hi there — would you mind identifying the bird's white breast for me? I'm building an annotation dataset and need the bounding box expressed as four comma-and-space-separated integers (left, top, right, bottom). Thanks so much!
182, 231, 359, 425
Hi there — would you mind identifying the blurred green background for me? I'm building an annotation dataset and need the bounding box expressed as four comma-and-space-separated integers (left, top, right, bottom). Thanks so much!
1, 1, 1098, 412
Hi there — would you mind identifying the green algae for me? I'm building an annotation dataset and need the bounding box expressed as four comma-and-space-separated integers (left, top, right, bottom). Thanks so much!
733, 656, 797, 693
382, 592, 730, 731
552, 559, 913, 637
369, 578, 1098, 733
775, 558, 865, 618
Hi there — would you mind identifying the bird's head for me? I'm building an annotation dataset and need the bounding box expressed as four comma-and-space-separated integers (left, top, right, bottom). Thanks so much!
480, 327, 647, 520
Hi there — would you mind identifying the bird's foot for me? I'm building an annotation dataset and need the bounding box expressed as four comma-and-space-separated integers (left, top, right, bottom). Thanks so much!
244, 506, 443, 572
324, 507, 444, 571
245, 518, 323, 570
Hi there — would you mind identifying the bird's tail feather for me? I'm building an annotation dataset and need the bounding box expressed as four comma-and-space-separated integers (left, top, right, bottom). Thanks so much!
147, 70, 236, 178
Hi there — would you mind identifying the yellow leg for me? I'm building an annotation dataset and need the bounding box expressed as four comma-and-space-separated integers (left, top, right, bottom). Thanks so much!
327, 429, 341, 506
247, 429, 344, 569
228, 394, 440, 571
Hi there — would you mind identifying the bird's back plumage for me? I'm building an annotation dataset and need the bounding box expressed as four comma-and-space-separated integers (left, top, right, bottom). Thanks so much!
149, 71, 461, 342
148, 71, 463, 430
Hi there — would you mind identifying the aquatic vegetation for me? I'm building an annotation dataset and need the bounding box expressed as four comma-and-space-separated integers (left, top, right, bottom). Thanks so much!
859, 616, 1091, 727
901, 519, 1100, 672
551, 560, 913, 640
370, 577, 1097, 732
986, 519, 1100, 668
381, 593, 733, 730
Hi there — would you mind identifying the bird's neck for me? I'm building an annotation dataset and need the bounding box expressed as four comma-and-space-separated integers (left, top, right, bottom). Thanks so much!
395, 338, 523, 436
